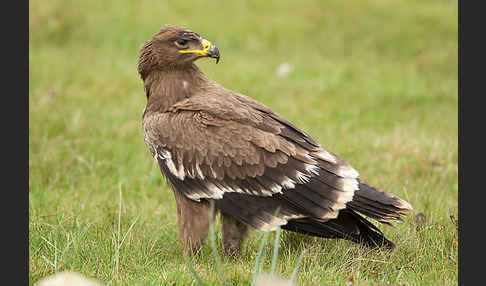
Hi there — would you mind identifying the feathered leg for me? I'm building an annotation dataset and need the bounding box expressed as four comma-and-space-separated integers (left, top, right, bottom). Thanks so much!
172, 189, 211, 254
221, 212, 249, 257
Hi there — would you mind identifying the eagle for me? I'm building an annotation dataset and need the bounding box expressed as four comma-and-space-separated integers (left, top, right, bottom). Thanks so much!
138, 25, 412, 256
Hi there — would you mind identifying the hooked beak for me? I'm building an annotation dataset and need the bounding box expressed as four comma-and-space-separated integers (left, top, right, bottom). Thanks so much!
179, 38, 220, 64
205, 43, 220, 64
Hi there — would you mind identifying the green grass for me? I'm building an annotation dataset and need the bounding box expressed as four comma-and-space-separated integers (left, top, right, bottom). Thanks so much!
29, 0, 458, 285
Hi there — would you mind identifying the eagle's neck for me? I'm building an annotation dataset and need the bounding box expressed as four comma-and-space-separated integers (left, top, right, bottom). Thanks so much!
143, 64, 208, 115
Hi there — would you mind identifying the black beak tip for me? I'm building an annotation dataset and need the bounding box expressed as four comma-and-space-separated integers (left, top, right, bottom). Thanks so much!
207, 45, 220, 64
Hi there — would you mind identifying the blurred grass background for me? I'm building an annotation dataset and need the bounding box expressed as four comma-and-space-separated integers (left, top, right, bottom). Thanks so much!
29, 0, 457, 285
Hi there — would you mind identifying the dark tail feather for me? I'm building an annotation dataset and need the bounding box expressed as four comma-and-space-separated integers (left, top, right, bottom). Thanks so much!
282, 210, 395, 249
346, 180, 413, 225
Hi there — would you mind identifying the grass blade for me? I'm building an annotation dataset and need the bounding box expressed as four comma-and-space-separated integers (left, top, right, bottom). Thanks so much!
290, 248, 305, 284
209, 201, 226, 286
252, 207, 281, 285
183, 254, 206, 286
269, 226, 281, 275
118, 183, 122, 246
119, 215, 139, 250
41, 255, 56, 269
114, 183, 123, 278
39, 235, 60, 253
251, 231, 270, 286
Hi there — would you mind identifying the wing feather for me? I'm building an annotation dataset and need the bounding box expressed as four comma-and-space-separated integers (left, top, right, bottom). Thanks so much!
143, 94, 360, 229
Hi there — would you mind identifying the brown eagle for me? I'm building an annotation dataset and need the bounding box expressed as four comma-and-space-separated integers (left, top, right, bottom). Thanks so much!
138, 25, 412, 256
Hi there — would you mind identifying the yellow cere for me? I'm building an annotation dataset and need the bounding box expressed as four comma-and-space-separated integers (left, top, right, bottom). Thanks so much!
179, 38, 212, 56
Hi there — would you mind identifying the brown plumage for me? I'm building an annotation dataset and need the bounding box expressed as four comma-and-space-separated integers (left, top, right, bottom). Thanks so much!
138, 25, 413, 255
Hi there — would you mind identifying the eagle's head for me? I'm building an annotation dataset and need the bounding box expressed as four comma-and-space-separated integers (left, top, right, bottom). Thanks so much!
138, 25, 220, 79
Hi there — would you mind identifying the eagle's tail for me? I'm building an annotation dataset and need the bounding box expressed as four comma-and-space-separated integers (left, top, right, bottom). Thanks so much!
346, 179, 413, 225
281, 180, 412, 249
282, 209, 396, 249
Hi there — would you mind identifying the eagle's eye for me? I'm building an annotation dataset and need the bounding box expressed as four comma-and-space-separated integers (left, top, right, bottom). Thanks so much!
175, 39, 188, 48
